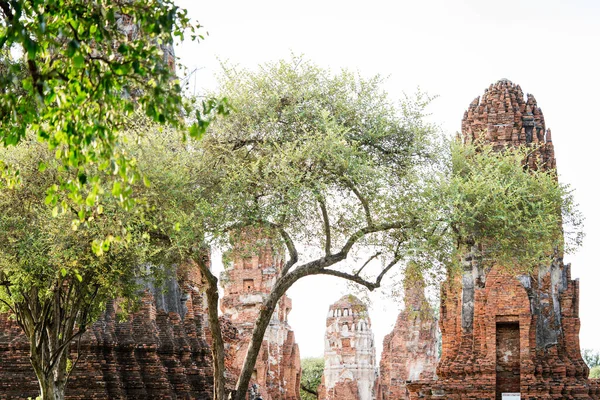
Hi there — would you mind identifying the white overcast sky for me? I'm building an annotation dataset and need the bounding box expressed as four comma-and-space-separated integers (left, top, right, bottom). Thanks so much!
174, 0, 600, 360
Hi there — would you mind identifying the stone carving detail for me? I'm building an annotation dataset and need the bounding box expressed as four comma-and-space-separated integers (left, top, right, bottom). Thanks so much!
220, 230, 301, 400
407, 80, 600, 399
318, 295, 377, 400
0, 263, 214, 399
377, 265, 438, 400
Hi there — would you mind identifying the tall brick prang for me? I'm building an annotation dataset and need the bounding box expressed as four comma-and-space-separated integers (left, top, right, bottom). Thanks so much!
377, 264, 438, 400
220, 230, 301, 400
318, 295, 377, 400
407, 80, 599, 400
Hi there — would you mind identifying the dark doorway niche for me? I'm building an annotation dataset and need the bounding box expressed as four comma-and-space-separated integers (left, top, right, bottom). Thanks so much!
496, 322, 520, 399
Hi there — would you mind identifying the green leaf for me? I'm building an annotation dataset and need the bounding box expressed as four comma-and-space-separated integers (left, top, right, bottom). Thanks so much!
67, 40, 80, 58
112, 181, 122, 196
73, 54, 85, 69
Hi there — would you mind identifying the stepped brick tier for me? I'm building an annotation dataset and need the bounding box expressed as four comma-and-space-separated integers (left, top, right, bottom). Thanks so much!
220, 231, 301, 400
0, 263, 214, 399
461, 79, 556, 171
377, 264, 438, 400
318, 295, 377, 400
407, 80, 600, 399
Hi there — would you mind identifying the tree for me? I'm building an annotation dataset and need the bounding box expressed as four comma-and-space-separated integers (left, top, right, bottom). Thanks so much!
300, 358, 324, 400
186, 57, 581, 399
0, 0, 227, 216
590, 366, 600, 379
0, 124, 213, 400
0, 139, 152, 400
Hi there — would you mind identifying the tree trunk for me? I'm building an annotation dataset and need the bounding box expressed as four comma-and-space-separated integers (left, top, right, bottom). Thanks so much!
31, 350, 68, 400
197, 255, 227, 400
233, 281, 286, 400
38, 373, 66, 400
232, 255, 347, 399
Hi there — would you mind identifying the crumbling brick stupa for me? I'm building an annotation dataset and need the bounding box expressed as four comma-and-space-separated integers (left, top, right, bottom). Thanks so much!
318, 295, 377, 400
0, 263, 214, 399
407, 80, 600, 399
220, 231, 301, 400
377, 264, 438, 400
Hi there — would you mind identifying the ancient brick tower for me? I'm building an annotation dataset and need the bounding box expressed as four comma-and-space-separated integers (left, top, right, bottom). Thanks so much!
377, 264, 438, 400
318, 295, 377, 400
220, 231, 301, 400
407, 80, 599, 399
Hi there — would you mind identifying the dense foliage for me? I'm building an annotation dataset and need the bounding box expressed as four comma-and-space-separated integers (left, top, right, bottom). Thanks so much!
0, 0, 228, 217
0, 126, 210, 400
445, 141, 583, 273
300, 357, 324, 400
195, 57, 582, 399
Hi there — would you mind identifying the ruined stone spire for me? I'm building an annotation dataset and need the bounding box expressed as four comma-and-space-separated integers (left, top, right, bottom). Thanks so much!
377, 265, 438, 400
462, 79, 556, 170
405, 81, 597, 400
220, 229, 301, 400
319, 295, 377, 400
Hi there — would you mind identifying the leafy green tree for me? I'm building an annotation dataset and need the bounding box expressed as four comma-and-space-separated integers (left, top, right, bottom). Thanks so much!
0, 125, 211, 400
0, 0, 227, 214
0, 140, 149, 400
190, 57, 581, 399
300, 358, 324, 400
590, 366, 600, 379
445, 140, 582, 271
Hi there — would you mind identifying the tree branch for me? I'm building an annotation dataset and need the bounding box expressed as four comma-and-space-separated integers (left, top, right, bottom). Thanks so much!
341, 221, 405, 255
318, 197, 331, 256
344, 178, 373, 226
355, 252, 381, 276
301, 383, 319, 397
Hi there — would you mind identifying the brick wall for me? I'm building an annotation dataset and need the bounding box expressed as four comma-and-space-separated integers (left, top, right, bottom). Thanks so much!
0, 263, 214, 399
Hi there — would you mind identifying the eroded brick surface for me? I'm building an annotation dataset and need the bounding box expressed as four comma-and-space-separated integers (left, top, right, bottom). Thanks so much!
377, 265, 438, 400
220, 231, 301, 400
318, 295, 377, 400
407, 80, 599, 400
0, 263, 214, 399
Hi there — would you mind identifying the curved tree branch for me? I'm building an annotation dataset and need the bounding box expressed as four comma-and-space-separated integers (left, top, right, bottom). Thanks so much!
318, 196, 331, 256
355, 252, 381, 276
301, 383, 319, 397
343, 178, 373, 226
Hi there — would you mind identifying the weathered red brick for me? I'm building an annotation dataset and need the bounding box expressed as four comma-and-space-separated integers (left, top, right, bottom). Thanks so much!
377, 265, 438, 400
407, 80, 598, 400
220, 230, 301, 400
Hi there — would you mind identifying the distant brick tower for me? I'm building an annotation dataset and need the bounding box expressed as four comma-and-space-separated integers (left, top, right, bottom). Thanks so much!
377, 264, 438, 400
407, 80, 599, 399
220, 230, 301, 400
319, 295, 377, 400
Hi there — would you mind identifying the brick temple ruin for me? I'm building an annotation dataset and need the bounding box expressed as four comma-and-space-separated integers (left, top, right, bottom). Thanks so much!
220, 231, 301, 400
2, 78, 600, 400
407, 79, 600, 399
318, 295, 378, 400
0, 230, 303, 399
0, 263, 214, 399
377, 263, 438, 400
